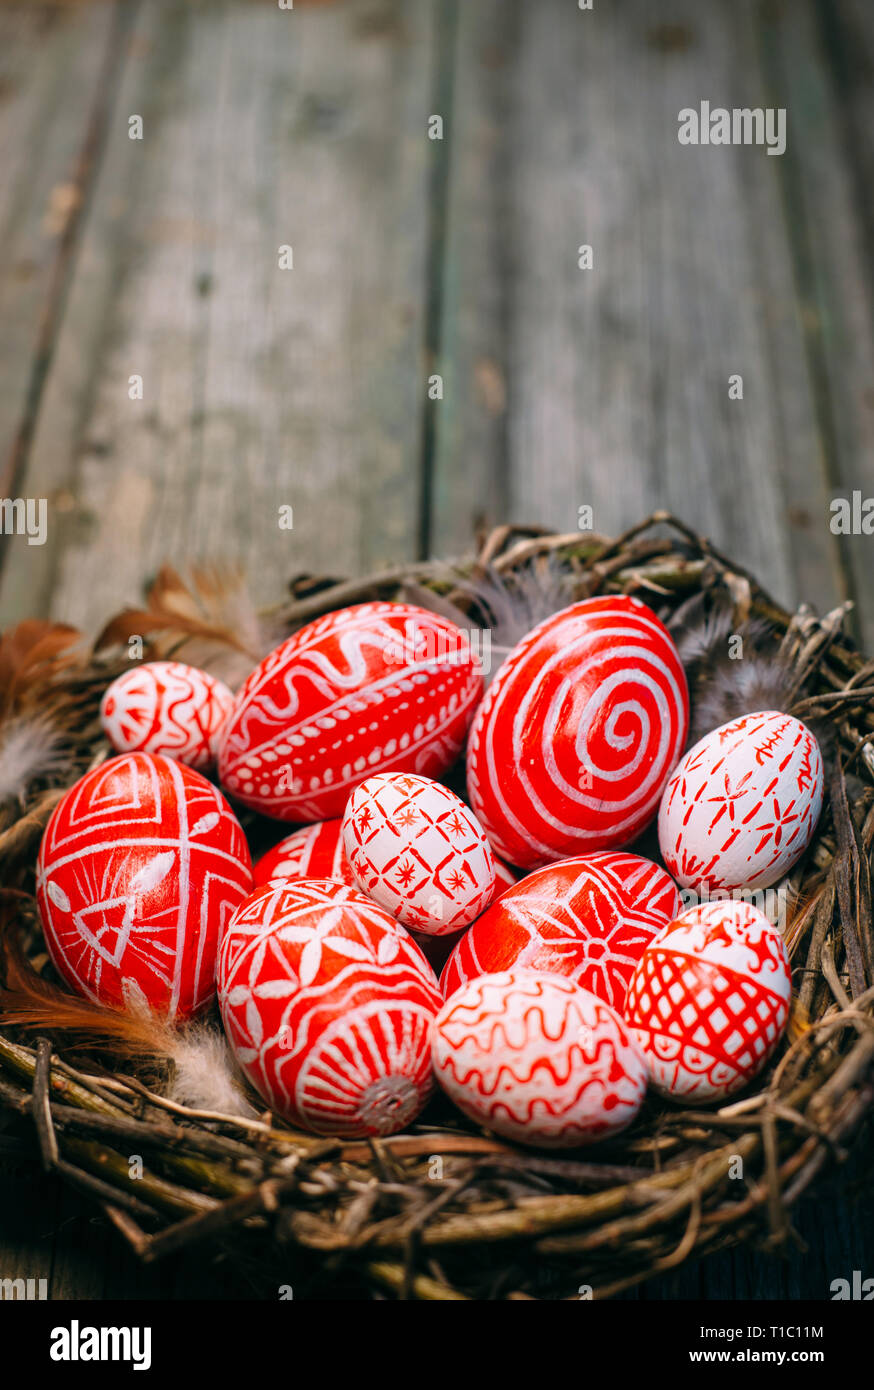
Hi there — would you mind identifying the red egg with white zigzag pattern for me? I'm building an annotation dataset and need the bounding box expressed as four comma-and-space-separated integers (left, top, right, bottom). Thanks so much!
218, 878, 441, 1136
623, 900, 792, 1102
217, 603, 482, 822
466, 596, 689, 870
440, 852, 680, 1009
36, 753, 253, 1021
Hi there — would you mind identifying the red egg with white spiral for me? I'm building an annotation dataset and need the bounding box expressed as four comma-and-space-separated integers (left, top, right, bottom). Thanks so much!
466, 596, 689, 869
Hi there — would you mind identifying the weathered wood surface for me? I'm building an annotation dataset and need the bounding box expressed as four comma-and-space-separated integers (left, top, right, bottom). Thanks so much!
0, 0, 873, 1300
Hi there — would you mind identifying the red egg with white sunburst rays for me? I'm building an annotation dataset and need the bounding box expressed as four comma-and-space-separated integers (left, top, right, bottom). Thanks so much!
217, 602, 483, 822
36, 753, 253, 1021
218, 878, 442, 1137
439, 852, 680, 1009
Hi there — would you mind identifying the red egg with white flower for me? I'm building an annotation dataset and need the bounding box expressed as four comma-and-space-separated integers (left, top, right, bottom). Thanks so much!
623, 899, 792, 1102
432, 969, 648, 1148
342, 773, 496, 935
440, 852, 680, 1009
218, 878, 441, 1136
36, 753, 253, 1021
100, 661, 234, 770
466, 595, 689, 870
217, 602, 482, 822
658, 710, 824, 892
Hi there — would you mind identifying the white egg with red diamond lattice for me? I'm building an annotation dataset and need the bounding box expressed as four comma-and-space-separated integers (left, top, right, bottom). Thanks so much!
342, 773, 497, 935
623, 899, 793, 1103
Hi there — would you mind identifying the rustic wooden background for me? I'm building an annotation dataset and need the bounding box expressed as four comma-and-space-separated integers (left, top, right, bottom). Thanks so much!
0, 0, 873, 1299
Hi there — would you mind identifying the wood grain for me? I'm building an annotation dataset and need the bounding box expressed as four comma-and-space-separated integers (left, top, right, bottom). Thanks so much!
0, 0, 437, 635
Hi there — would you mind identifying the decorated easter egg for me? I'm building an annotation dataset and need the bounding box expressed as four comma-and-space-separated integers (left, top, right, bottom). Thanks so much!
100, 661, 234, 771
342, 773, 496, 935
217, 602, 482, 822
658, 710, 824, 892
218, 878, 442, 1136
254, 815, 516, 901
253, 818, 357, 888
466, 595, 688, 869
36, 753, 253, 1021
624, 900, 792, 1102
432, 969, 648, 1148
440, 852, 680, 1009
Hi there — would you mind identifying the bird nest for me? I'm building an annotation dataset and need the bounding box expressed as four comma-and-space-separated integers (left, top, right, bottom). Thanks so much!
0, 514, 872, 1301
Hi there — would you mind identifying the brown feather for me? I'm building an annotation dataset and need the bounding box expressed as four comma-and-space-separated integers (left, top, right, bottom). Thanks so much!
0, 920, 173, 1056
93, 563, 258, 659
0, 621, 82, 716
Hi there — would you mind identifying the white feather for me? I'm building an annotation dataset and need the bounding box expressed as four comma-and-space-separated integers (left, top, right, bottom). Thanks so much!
165, 1023, 258, 1118
0, 718, 70, 805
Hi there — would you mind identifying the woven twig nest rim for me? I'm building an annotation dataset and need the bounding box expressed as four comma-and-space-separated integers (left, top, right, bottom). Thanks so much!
1, 513, 872, 1301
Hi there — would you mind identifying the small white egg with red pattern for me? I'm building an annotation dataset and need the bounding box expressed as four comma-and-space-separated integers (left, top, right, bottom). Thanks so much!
342, 773, 497, 935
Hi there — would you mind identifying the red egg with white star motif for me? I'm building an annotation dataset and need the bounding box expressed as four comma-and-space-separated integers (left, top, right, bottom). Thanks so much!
217, 602, 483, 822
218, 878, 442, 1136
623, 900, 792, 1102
432, 969, 648, 1148
36, 753, 253, 1021
658, 710, 824, 892
100, 661, 234, 771
342, 773, 496, 935
440, 852, 680, 1008
466, 595, 689, 869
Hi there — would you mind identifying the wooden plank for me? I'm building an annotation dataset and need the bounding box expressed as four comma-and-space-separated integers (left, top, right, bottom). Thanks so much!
0, 0, 437, 635
431, 0, 844, 625
758, 0, 874, 648
0, 0, 122, 496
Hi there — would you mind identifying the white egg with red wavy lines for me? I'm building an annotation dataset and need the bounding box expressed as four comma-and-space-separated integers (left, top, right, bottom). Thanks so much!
100, 661, 234, 771
343, 773, 496, 935
432, 969, 648, 1148
658, 711, 824, 892
217, 603, 482, 822
218, 878, 441, 1137
466, 596, 689, 870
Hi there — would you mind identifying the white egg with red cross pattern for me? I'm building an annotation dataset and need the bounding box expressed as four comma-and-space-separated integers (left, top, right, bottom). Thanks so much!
342, 773, 496, 935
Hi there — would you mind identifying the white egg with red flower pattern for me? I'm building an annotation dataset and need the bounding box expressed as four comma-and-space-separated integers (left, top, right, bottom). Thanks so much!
432, 969, 648, 1148
100, 661, 234, 771
658, 710, 824, 892
218, 878, 441, 1137
217, 602, 483, 822
342, 773, 496, 935
624, 899, 792, 1103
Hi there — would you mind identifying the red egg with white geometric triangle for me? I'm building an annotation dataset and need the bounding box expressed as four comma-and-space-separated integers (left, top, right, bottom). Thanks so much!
623, 899, 792, 1102
36, 753, 253, 1021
